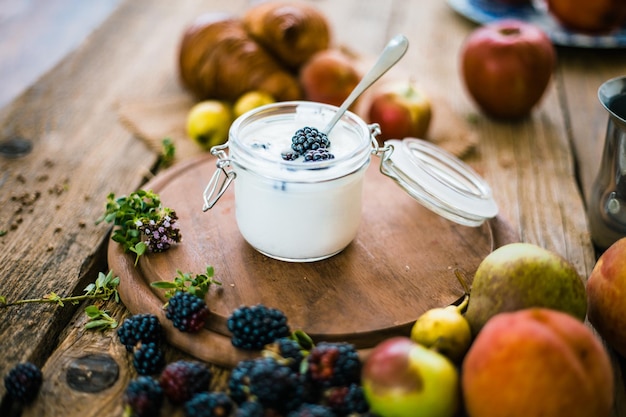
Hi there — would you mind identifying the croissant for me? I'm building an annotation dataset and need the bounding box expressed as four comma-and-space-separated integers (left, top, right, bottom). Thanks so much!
178, 13, 302, 102
243, 1, 331, 69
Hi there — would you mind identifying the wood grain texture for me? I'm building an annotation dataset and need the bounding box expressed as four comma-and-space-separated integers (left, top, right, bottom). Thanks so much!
0, 0, 625, 415
109, 153, 515, 366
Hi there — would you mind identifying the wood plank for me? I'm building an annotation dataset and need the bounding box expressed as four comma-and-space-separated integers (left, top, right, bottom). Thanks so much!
0, 0, 246, 405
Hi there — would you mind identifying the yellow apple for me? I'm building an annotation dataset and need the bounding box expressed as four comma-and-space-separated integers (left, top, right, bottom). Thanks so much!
233, 91, 275, 119
186, 100, 233, 150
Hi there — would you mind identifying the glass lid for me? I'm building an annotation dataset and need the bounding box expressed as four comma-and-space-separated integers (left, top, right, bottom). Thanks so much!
380, 138, 498, 227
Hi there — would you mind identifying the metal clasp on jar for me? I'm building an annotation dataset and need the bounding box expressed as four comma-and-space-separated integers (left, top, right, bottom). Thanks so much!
202, 143, 236, 211
368, 122, 395, 174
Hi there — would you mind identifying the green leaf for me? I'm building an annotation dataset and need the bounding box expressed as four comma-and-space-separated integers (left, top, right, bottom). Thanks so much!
151, 282, 178, 289
84, 305, 102, 318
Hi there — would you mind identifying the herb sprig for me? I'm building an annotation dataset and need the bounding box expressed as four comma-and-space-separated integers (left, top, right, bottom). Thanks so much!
151, 266, 221, 300
96, 190, 181, 265
0, 270, 121, 330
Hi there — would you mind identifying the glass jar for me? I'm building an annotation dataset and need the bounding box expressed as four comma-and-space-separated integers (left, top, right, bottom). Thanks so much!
203, 101, 498, 262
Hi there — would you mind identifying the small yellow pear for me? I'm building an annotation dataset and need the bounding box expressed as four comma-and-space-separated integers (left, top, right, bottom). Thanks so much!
410, 296, 472, 362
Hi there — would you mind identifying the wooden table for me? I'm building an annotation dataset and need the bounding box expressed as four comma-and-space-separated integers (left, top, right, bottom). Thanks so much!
1, 0, 625, 416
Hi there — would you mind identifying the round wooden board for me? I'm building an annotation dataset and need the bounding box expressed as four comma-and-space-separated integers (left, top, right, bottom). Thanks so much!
109, 153, 517, 367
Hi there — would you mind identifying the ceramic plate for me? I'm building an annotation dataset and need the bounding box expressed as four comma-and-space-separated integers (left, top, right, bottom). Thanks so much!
448, 0, 626, 48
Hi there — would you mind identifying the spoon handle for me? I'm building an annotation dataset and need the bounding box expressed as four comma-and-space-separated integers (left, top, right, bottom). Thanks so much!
322, 34, 409, 135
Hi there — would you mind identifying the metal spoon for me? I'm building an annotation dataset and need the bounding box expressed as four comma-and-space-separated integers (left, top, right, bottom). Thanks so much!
321, 34, 409, 135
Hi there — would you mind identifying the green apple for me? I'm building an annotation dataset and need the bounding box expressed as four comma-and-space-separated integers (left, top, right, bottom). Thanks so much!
186, 100, 233, 150
233, 90, 275, 118
410, 296, 471, 363
362, 337, 459, 417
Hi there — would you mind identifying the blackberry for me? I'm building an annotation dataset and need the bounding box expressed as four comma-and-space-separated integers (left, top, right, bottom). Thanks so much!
305, 342, 361, 388
123, 376, 163, 417
228, 357, 303, 413
291, 127, 330, 155
227, 304, 290, 350
166, 291, 210, 333
303, 148, 335, 162
133, 342, 165, 376
117, 313, 163, 351
159, 360, 212, 404
323, 384, 369, 416
263, 337, 305, 371
3, 362, 42, 404
287, 403, 337, 417
281, 149, 300, 161
184, 391, 234, 417
235, 400, 265, 417
228, 359, 257, 404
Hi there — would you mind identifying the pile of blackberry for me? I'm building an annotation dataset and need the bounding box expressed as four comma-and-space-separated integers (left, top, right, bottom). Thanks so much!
226, 340, 369, 417
282, 126, 335, 162
120, 304, 374, 417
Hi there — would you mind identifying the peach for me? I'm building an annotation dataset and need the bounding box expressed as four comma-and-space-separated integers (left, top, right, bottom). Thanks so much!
299, 49, 361, 107
587, 237, 626, 357
462, 308, 614, 417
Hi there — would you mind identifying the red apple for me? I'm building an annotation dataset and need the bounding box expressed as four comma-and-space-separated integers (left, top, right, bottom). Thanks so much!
587, 237, 626, 357
362, 337, 460, 417
367, 81, 432, 143
460, 19, 556, 120
299, 49, 361, 107
546, 0, 626, 33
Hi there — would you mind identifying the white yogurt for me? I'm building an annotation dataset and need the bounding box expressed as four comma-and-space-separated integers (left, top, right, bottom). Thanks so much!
223, 101, 374, 262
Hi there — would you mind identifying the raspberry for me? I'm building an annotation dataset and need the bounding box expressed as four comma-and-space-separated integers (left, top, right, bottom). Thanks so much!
133, 342, 165, 376
305, 342, 361, 388
291, 127, 330, 155
303, 148, 335, 162
287, 403, 336, 417
159, 360, 212, 404
123, 376, 163, 417
227, 304, 290, 350
184, 391, 234, 417
166, 291, 210, 333
3, 362, 42, 404
117, 314, 163, 351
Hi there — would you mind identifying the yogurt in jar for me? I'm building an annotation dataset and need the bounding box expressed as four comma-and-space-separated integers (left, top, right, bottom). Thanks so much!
221, 101, 374, 262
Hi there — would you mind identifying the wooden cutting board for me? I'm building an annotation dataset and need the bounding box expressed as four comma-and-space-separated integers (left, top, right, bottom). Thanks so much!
109, 153, 517, 367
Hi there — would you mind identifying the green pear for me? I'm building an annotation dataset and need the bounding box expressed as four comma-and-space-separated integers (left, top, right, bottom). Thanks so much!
465, 242, 587, 335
